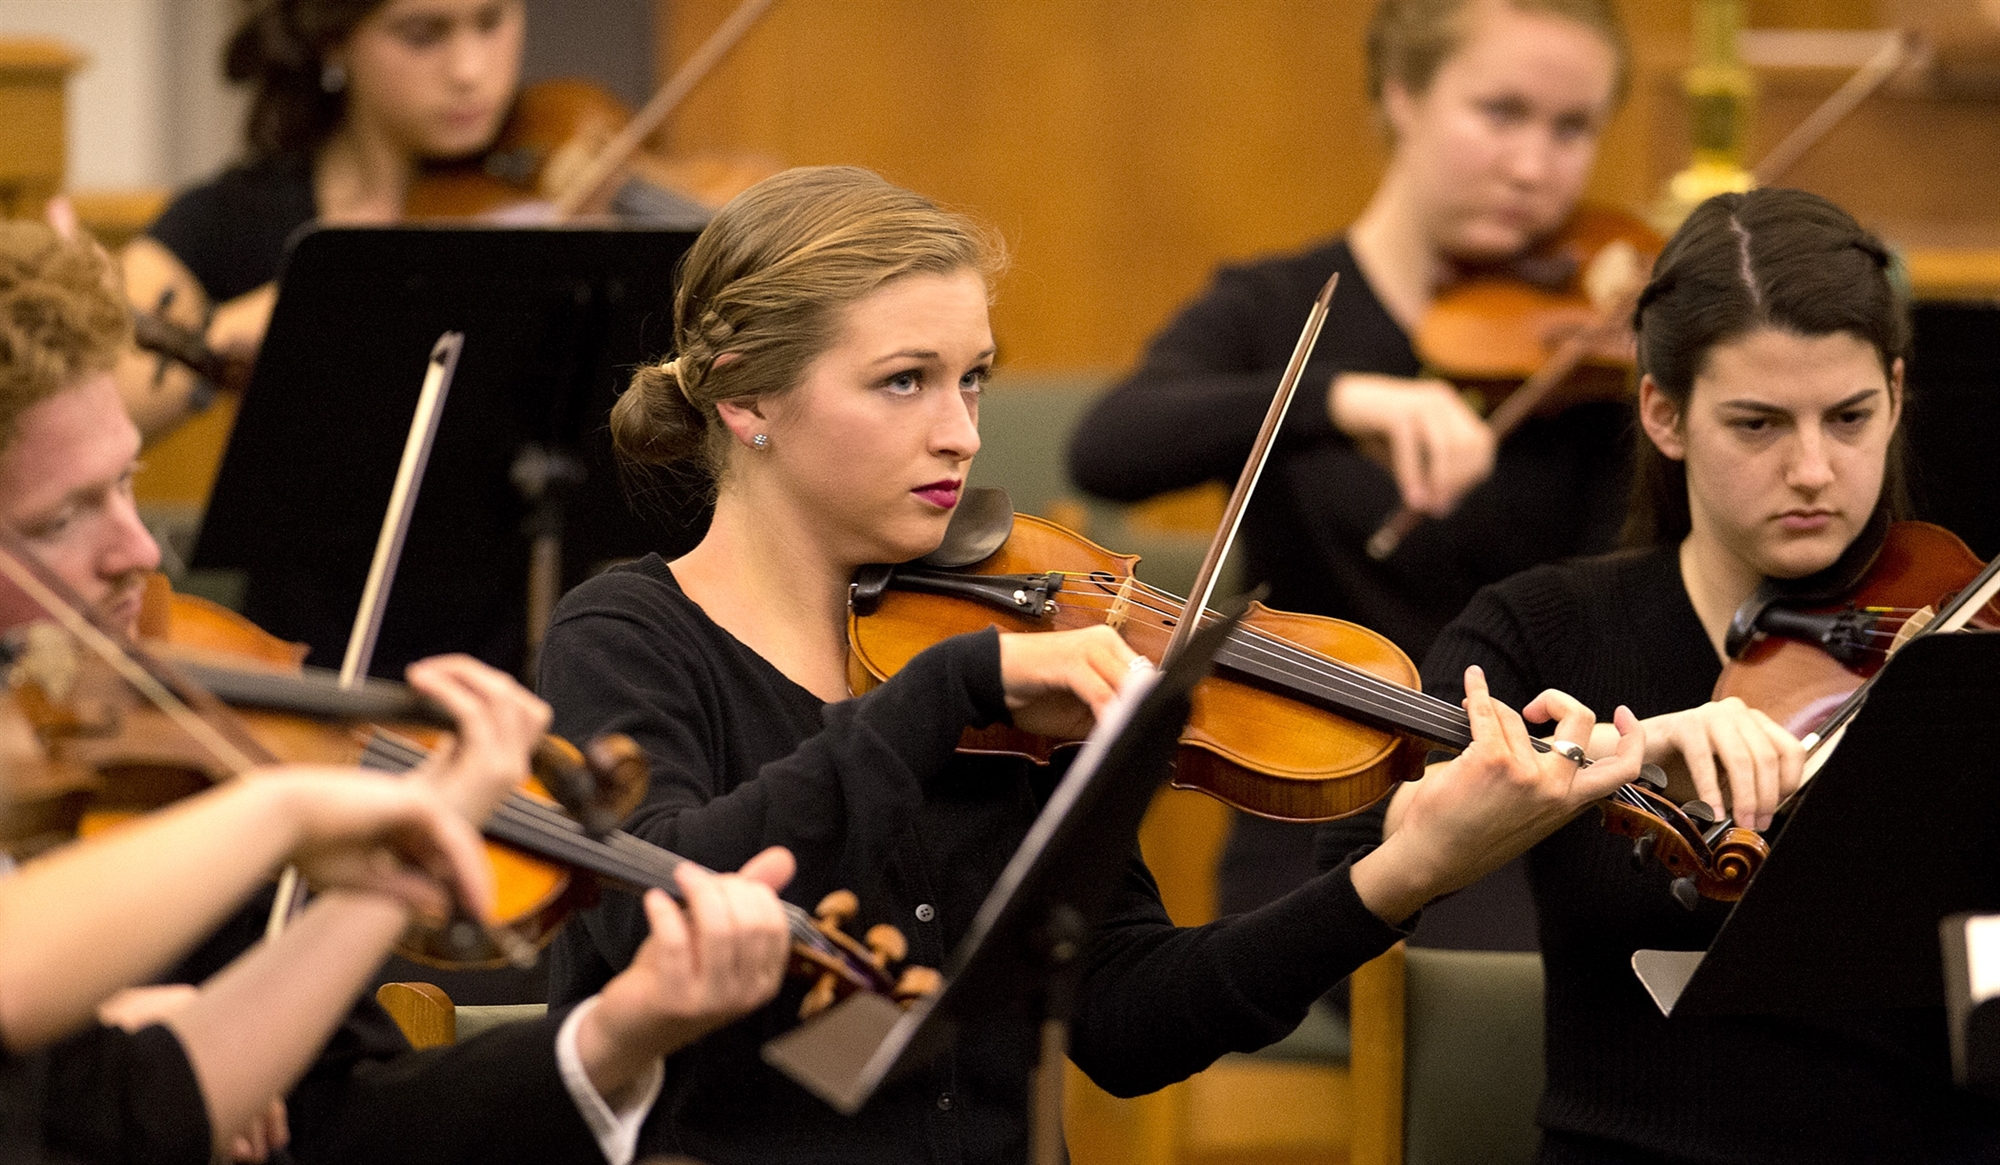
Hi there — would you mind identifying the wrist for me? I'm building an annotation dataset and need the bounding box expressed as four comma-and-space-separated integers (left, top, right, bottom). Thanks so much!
574, 994, 693, 1108
1349, 829, 1446, 926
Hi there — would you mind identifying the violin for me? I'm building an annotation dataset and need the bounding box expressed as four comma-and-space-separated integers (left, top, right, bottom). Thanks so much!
403, 79, 770, 222
130, 307, 254, 402
843, 499, 1752, 902
1717, 520, 2000, 740
1, 554, 937, 1017
1367, 205, 1662, 560
1589, 521, 2000, 910
405, 0, 780, 222
1417, 205, 1661, 416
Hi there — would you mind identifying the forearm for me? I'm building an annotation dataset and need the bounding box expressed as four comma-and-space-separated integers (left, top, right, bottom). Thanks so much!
167, 889, 409, 1153
0, 780, 304, 1050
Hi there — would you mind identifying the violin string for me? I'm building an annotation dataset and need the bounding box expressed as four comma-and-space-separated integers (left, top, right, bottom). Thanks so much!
468, 773, 835, 954
1052, 579, 1476, 743
361, 726, 851, 961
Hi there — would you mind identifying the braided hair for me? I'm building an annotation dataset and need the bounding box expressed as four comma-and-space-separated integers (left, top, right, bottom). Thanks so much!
612, 166, 1002, 486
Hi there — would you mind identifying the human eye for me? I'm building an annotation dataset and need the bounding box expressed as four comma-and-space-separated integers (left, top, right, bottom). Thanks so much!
18, 504, 76, 543
1722, 411, 1780, 439
1480, 95, 1530, 128
959, 365, 990, 395
474, 2, 508, 33
882, 369, 923, 396
391, 14, 452, 49
1552, 110, 1599, 144
1828, 404, 1875, 435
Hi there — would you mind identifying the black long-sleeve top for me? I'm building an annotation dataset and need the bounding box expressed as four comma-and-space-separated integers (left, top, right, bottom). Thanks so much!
1317, 545, 2000, 1163
1068, 236, 1632, 664
0, 1024, 209, 1165
537, 554, 1408, 1164
164, 890, 606, 1165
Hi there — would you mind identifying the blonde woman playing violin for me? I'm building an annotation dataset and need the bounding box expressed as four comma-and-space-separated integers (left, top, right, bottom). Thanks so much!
536, 165, 1650, 1164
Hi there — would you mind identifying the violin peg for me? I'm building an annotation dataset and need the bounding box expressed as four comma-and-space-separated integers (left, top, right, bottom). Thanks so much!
1636, 763, 1668, 791
583, 733, 648, 820
863, 923, 908, 968
893, 965, 943, 1004
1630, 831, 1656, 871
799, 970, 839, 1019
1680, 799, 1717, 826
814, 889, 860, 927
1669, 876, 1700, 912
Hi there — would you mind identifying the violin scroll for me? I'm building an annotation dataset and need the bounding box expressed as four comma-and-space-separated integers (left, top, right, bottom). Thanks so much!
1598, 780, 1768, 908
796, 889, 940, 1020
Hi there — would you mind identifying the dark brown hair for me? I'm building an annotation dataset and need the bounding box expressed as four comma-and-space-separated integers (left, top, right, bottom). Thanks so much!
0, 222, 130, 450
1625, 187, 1909, 546
612, 166, 1002, 483
225, 0, 387, 160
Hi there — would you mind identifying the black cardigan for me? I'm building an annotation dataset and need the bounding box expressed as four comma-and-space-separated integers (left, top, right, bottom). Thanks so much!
537, 553, 1408, 1165
1067, 235, 1632, 664
1318, 545, 2000, 1164
0, 1024, 209, 1165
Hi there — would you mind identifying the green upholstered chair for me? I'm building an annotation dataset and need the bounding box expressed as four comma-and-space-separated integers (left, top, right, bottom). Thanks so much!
1351, 943, 1547, 1165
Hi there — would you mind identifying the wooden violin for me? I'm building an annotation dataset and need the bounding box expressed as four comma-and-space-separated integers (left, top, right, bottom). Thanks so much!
406, 0, 780, 223
1718, 520, 2000, 740
844, 498, 1749, 901
1367, 204, 1662, 560
1, 553, 937, 1017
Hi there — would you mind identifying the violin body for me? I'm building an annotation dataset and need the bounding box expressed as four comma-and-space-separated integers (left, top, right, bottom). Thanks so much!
849, 514, 1430, 822
8, 579, 590, 969
1416, 204, 1662, 418
403, 79, 778, 222
405, 80, 632, 219
1716, 520, 2000, 738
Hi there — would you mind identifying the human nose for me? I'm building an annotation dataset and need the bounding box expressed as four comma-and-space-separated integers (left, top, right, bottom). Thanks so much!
100, 492, 161, 579
444, 26, 491, 88
1786, 425, 1836, 493
931, 389, 980, 463
1503, 128, 1556, 188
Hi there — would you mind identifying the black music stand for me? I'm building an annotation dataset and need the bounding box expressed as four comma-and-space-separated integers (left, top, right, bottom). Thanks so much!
761, 612, 1239, 1152
1632, 630, 2000, 1020
192, 223, 702, 680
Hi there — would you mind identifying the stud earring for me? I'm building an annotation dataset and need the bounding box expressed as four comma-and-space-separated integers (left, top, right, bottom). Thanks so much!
320, 61, 347, 93
751, 433, 769, 449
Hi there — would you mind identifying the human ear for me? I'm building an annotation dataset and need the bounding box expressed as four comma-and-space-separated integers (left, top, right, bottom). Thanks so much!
1886, 357, 1905, 430
1381, 77, 1421, 141
713, 395, 767, 449
1637, 375, 1687, 461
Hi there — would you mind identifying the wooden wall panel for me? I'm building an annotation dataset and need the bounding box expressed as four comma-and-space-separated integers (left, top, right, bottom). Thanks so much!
656, 1, 1935, 372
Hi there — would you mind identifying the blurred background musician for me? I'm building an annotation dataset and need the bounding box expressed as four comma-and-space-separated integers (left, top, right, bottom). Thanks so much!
116, 0, 529, 444
1068, 0, 1637, 950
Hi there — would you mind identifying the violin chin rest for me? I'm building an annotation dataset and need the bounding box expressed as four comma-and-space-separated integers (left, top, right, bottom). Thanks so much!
921, 487, 1014, 568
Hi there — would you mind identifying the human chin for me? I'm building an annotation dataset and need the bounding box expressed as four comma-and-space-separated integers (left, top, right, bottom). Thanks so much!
1753, 524, 1851, 581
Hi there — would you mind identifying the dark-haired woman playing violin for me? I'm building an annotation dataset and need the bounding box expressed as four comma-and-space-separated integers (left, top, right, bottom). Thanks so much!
117, 0, 525, 441
1322, 187, 2000, 1163
536, 164, 1652, 1164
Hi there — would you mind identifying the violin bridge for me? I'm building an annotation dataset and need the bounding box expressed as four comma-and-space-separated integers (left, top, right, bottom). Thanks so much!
1105, 575, 1136, 632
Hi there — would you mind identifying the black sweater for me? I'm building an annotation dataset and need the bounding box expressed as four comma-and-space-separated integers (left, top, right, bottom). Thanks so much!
1068, 236, 1631, 663
0, 1025, 208, 1165
537, 554, 1408, 1164
146, 156, 317, 305
1318, 545, 2000, 1164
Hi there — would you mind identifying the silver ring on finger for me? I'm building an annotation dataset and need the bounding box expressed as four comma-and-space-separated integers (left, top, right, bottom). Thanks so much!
1546, 738, 1587, 766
